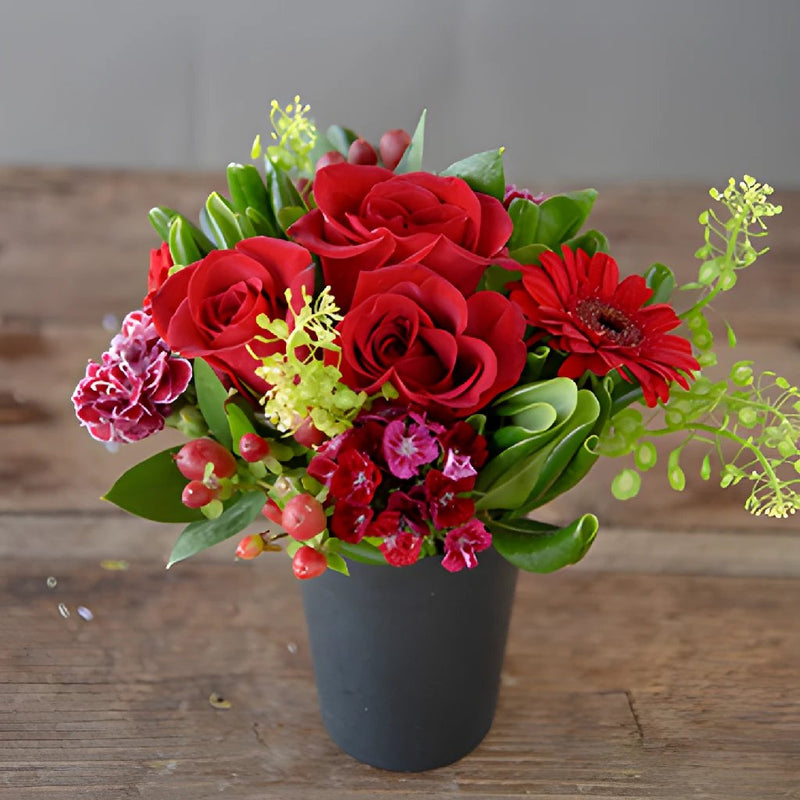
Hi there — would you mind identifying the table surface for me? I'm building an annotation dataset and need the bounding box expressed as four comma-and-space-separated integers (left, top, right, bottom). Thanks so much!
1, 168, 799, 799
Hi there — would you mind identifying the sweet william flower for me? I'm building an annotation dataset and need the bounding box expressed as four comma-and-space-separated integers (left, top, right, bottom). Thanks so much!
329, 449, 382, 505
383, 418, 440, 479
441, 519, 492, 572
330, 501, 374, 543
509, 247, 699, 407
424, 470, 476, 530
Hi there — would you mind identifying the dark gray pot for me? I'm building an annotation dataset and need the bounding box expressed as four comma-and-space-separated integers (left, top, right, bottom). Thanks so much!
300, 547, 518, 772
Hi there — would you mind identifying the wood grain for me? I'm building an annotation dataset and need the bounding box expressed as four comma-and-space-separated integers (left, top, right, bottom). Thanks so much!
1, 169, 799, 798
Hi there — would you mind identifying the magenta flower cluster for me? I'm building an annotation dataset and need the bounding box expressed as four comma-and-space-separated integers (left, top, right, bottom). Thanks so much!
72, 310, 192, 444
308, 405, 492, 571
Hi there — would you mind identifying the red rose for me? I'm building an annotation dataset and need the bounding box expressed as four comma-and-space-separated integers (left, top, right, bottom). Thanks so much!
337, 264, 526, 417
288, 163, 513, 310
150, 237, 314, 396
143, 243, 173, 310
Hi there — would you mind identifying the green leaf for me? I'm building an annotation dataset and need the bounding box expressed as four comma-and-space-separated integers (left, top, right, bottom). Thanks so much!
533, 435, 600, 508
226, 403, 257, 455
103, 448, 203, 523
489, 513, 598, 573
227, 162, 276, 235
167, 491, 266, 567
506, 198, 540, 250
325, 551, 350, 576
562, 228, 609, 256
325, 125, 359, 157
534, 189, 598, 249
149, 206, 179, 242
481, 264, 521, 293
508, 243, 550, 265
264, 158, 305, 220
643, 262, 676, 305
439, 148, 505, 200
394, 109, 426, 174
204, 192, 244, 248
334, 539, 388, 566
277, 206, 306, 231
168, 216, 203, 266
193, 358, 233, 450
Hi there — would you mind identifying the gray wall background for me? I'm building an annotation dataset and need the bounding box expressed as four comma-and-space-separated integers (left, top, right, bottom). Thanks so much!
2, 0, 798, 186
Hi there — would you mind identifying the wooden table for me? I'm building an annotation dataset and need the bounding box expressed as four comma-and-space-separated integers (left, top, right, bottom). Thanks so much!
1, 169, 799, 799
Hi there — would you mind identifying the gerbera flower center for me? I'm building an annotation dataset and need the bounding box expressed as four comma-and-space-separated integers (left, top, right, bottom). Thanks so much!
575, 297, 643, 347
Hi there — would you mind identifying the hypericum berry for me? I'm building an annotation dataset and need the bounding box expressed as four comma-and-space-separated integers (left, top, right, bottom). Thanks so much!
292, 546, 328, 580
175, 438, 237, 480
347, 138, 378, 165
236, 534, 265, 560
262, 498, 283, 525
379, 129, 411, 171
315, 151, 346, 171
282, 493, 327, 540
181, 480, 218, 509
239, 433, 271, 463
293, 417, 327, 449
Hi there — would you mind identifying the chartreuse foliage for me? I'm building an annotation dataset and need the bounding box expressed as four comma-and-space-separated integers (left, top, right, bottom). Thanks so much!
600, 177, 798, 519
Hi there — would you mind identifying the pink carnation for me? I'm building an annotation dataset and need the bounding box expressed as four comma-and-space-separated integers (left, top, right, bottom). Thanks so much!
72, 309, 192, 444
441, 518, 492, 572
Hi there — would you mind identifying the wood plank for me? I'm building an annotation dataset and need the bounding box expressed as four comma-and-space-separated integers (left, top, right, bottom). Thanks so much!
0, 558, 797, 798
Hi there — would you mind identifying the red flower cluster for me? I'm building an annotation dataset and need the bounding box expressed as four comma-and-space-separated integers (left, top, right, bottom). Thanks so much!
308, 407, 491, 571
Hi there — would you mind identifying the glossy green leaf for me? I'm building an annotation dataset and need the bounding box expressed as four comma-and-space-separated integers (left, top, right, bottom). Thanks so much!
534, 189, 598, 249
439, 148, 505, 200
226, 403, 257, 455
506, 198, 540, 250
277, 206, 306, 231
643, 262, 676, 305
149, 206, 179, 242
489, 513, 598, 573
167, 491, 266, 567
481, 264, 521, 294
475, 436, 546, 498
494, 377, 578, 419
226, 162, 276, 236
103, 448, 203, 523
325, 552, 350, 576
562, 228, 609, 256
335, 540, 388, 566
508, 243, 550, 265
168, 216, 202, 266
533, 435, 600, 508
193, 358, 233, 450
204, 192, 244, 248
395, 109, 426, 174
521, 347, 553, 382
264, 158, 305, 219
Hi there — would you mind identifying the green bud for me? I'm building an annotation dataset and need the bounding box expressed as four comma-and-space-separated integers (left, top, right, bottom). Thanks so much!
611, 469, 641, 501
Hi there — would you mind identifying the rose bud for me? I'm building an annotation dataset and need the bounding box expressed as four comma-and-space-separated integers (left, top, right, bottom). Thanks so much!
315, 151, 346, 172
347, 138, 378, 165
379, 129, 411, 170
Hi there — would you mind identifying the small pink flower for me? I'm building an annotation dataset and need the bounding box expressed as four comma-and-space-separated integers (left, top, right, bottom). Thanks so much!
387, 490, 429, 537
330, 501, 374, 544
503, 184, 548, 209
380, 530, 423, 567
425, 470, 475, 529
441, 518, 492, 572
330, 449, 382, 505
383, 418, 440, 479
442, 449, 477, 481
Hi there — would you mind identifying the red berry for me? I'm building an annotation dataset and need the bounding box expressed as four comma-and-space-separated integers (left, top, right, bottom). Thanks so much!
379, 129, 411, 171
181, 480, 217, 509
315, 151, 346, 171
236, 534, 265, 560
261, 498, 283, 525
282, 493, 327, 540
239, 433, 271, 463
293, 417, 327, 449
292, 546, 328, 580
175, 438, 237, 480
347, 138, 378, 165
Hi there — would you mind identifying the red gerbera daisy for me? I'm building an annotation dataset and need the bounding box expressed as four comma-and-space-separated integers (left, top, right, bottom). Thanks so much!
508, 247, 699, 406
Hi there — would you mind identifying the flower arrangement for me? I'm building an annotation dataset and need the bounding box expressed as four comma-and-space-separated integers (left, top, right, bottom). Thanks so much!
73, 97, 797, 580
